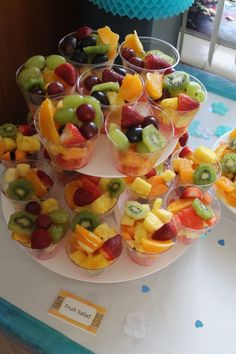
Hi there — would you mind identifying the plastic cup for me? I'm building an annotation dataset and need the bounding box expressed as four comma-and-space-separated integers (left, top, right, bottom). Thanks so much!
23, 242, 62, 261
105, 102, 174, 176
164, 185, 221, 244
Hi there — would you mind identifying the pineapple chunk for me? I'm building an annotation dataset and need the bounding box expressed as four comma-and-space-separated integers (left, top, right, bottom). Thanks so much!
160, 169, 175, 183
192, 145, 217, 164
130, 177, 152, 197
16, 163, 30, 177
143, 212, 164, 233
4, 168, 17, 183
107, 92, 125, 106
16, 133, 40, 153
152, 198, 162, 213
41, 198, 59, 214
160, 97, 178, 109
90, 191, 116, 215
94, 223, 117, 241
121, 214, 135, 226
152, 208, 173, 223
99, 178, 111, 192
134, 222, 148, 243
2, 138, 16, 152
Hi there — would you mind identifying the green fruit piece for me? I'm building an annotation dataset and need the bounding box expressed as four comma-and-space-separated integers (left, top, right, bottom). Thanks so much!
91, 82, 119, 94
8, 211, 36, 235
0, 124, 17, 138
136, 51, 146, 59
136, 141, 150, 153
229, 138, 236, 151
62, 95, 84, 109
142, 124, 166, 152
83, 44, 110, 55
49, 224, 67, 244
6, 178, 35, 201
109, 123, 120, 132
45, 55, 66, 70
82, 96, 103, 129
109, 129, 129, 150
164, 71, 190, 94
194, 89, 206, 103
18, 67, 42, 86
70, 210, 101, 232
146, 49, 174, 64
54, 108, 76, 125
22, 76, 44, 91
24, 55, 45, 70
125, 201, 150, 220
107, 178, 125, 197
193, 164, 217, 185
192, 198, 214, 221
49, 209, 70, 224
221, 153, 236, 173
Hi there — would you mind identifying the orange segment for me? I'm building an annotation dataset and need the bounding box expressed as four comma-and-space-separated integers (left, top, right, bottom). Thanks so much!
64, 177, 83, 210
121, 225, 135, 240
168, 198, 194, 214
229, 129, 236, 139
215, 176, 235, 193
75, 224, 103, 254
141, 238, 174, 254
25, 169, 48, 197
148, 183, 168, 198
97, 26, 119, 60
12, 232, 31, 247
145, 72, 163, 99
119, 74, 143, 102
38, 99, 60, 143
123, 30, 143, 55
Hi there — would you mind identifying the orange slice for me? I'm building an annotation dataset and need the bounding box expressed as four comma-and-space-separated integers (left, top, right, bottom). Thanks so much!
25, 169, 48, 197
141, 238, 174, 254
119, 74, 143, 102
145, 72, 163, 99
168, 198, 194, 214
123, 30, 143, 55
215, 176, 235, 193
97, 26, 119, 60
38, 99, 60, 144
12, 232, 31, 247
75, 224, 103, 254
64, 177, 83, 210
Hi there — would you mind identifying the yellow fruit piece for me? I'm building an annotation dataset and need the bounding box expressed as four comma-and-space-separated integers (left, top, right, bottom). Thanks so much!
143, 212, 164, 233
12, 232, 31, 247
121, 214, 135, 226
119, 74, 143, 102
4, 168, 17, 183
16, 163, 30, 177
2, 138, 16, 152
41, 198, 59, 214
75, 224, 104, 254
160, 97, 178, 110
145, 72, 163, 99
167, 198, 194, 214
97, 26, 119, 60
16, 134, 40, 153
130, 177, 152, 197
153, 208, 173, 223
107, 92, 125, 106
229, 129, 236, 139
134, 222, 148, 243
38, 99, 60, 144
141, 238, 174, 254
193, 145, 217, 164
179, 168, 194, 183
94, 223, 117, 241
215, 176, 235, 193
160, 169, 175, 183
123, 30, 144, 55
90, 191, 117, 215
99, 178, 111, 192
214, 143, 228, 159
151, 198, 162, 214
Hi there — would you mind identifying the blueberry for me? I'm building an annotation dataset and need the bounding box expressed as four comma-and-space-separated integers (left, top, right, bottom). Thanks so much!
126, 127, 142, 143
91, 91, 109, 106
92, 54, 108, 64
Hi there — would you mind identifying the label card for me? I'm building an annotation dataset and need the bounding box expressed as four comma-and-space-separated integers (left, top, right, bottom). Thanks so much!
48, 290, 107, 335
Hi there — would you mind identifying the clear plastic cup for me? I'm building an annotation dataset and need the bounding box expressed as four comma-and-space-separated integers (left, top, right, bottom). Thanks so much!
164, 185, 221, 244
125, 242, 159, 266
105, 102, 174, 176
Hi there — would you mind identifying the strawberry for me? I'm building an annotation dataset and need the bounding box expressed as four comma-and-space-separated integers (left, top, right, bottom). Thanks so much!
178, 131, 189, 147
85, 175, 101, 185
121, 105, 144, 129
36, 170, 54, 189
60, 123, 85, 147
76, 26, 92, 40
31, 229, 52, 249
79, 175, 102, 199
55, 63, 77, 86
152, 220, 177, 241
73, 187, 96, 206
145, 168, 156, 178
178, 207, 204, 230
102, 69, 124, 85
178, 94, 200, 111
18, 124, 36, 136
100, 235, 123, 260
179, 146, 193, 158
164, 67, 175, 75
181, 186, 202, 199
144, 54, 170, 70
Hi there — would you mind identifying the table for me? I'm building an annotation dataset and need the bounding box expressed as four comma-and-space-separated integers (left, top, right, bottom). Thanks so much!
1, 65, 236, 354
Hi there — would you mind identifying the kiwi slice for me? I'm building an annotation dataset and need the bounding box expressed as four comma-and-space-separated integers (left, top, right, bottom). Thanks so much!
109, 128, 129, 150
6, 178, 35, 201
164, 71, 190, 94
91, 82, 119, 94
142, 124, 166, 152
83, 44, 110, 55
8, 211, 36, 235
49, 209, 70, 225
107, 178, 125, 197
70, 210, 101, 232
193, 164, 216, 185
229, 138, 236, 151
125, 201, 150, 220
192, 198, 214, 221
0, 124, 17, 138
221, 153, 236, 173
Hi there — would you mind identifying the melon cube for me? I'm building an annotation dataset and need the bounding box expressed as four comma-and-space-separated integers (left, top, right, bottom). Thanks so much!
143, 212, 164, 233
130, 177, 152, 197
193, 145, 217, 164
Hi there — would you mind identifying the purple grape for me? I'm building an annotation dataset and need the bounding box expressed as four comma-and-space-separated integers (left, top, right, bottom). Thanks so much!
92, 54, 108, 64
91, 91, 109, 105
29, 86, 45, 105
113, 66, 127, 76
84, 75, 101, 91
76, 104, 95, 122
142, 116, 159, 129
47, 82, 65, 96
36, 215, 52, 230
71, 51, 87, 64
63, 35, 77, 55
25, 201, 41, 215
80, 122, 98, 139
80, 36, 96, 48
122, 47, 136, 61
129, 57, 144, 68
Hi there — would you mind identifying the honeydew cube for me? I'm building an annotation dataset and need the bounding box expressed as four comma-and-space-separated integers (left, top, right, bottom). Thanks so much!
4, 168, 17, 183
130, 177, 152, 197
161, 170, 175, 183
143, 212, 164, 233
134, 222, 148, 243
152, 208, 173, 223
121, 214, 135, 226
94, 223, 117, 241
193, 145, 217, 164
41, 198, 59, 214
16, 163, 30, 177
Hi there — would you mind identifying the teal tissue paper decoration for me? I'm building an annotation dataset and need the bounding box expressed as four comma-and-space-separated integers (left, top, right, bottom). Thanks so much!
89, 0, 195, 20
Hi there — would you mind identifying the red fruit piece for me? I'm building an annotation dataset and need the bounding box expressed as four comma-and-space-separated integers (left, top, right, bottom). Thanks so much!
178, 131, 189, 147
200, 192, 213, 205
145, 168, 156, 178
85, 175, 101, 185
60, 123, 85, 147
100, 234, 123, 260
76, 26, 93, 40
178, 94, 200, 111
181, 186, 202, 199
43, 148, 51, 160
164, 67, 175, 75
18, 124, 36, 136
31, 229, 52, 249
144, 54, 170, 70
152, 220, 177, 241
205, 215, 217, 227
37, 170, 54, 189
55, 63, 77, 86
178, 207, 204, 230
79, 175, 102, 199
73, 187, 96, 206
102, 69, 124, 85
179, 146, 193, 158
121, 105, 144, 129
36, 215, 52, 230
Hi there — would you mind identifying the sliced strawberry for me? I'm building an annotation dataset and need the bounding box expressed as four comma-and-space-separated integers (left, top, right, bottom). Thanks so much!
85, 175, 101, 185
200, 192, 213, 205
100, 234, 123, 260
178, 94, 200, 111
102, 69, 124, 85
145, 168, 156, 178
179, 146, 193, 158
178, 207, 204, 230
55, 63, 77, 86
152, 220, 177, 241
76, 26, 92, 40
178, 131, 189, 147
205, 215, 217, 227
121, 105, 144, 129
18, 124, 36, 136
144, 54, 170, 70
79, 175, 102, 199
181, 186, 202, 199
60, 123, 85, 147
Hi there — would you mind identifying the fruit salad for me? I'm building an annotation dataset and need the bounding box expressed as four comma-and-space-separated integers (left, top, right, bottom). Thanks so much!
64, 173, 125, 215
171, 145, 221, 188
119, 31, 179, 78
34, 95, 103, 170
58, 25, 119, 74
120, 198, 177, 266
0, 123, 40, 163
165, 185, 220, 244
66, 210, 123, 275
105, 102, 173, 176
125, 162, 175, 200
8, 198, 70, 260
16, 54, 77, 115
0, 161, 54, 207
214, 129, 236, 207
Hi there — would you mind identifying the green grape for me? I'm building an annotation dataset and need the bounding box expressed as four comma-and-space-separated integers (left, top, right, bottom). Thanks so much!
18, 67, 41, 85
54, 108, 76, 125
49, 224, 66, 244
62, 95, 84, 108
25, 55, 45, 70
45, 55, 66, 70
184, 81, 201, 97
194, 89, 206, 103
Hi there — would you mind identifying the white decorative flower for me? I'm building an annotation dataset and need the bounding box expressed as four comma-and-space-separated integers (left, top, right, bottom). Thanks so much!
123, 312, 152, 339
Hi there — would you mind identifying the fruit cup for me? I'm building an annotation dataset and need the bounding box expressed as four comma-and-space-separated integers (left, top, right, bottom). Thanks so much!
165, 185, 221, 244
77, 64, 144, 133
105, 102, 173, 176
171, 145, 221, 190
120, 198, 177, 266
58, 25, 119, 76
7, 198, 70, 260
65, 210, 123, 276
0, 160, 54, 210
16, 54, 77, 117
64, 173, 125, 216
34, 95, 103, 171
119, 32, 179, 80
